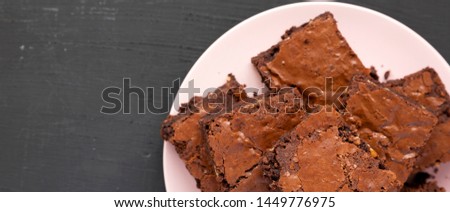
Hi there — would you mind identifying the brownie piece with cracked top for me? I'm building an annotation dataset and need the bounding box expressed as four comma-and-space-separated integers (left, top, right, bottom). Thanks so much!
344, 75, 438, 183
384, 68, 450, 169
265, 110, 400, 192
201, 88, 306, 191
161, 74, 246, 191
251, 12, 370, 92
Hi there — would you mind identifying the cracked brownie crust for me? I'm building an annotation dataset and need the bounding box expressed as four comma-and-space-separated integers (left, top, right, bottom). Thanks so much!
384, 68, 450, 169
344, 75, 438, 183
251, 12, 370, 91
161, 74, 247, 191
265, 110, 400, 192
384, 68, 450, 120
202, 88, 306, 191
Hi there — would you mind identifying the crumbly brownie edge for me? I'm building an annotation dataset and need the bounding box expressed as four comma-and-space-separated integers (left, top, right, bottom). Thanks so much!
200, 88, 303, 191
262, 138, 285, 191
250, 12, 334, 89
401, 172, 445, 192
160, 74, 246, 191
251, 12, 372, 89
263, 112, 399, 192
346, 74, 439, 184
347, 74, 438, 113
161, 98, 199, 141
160, 74, 244, 143
384, 67, 450, 121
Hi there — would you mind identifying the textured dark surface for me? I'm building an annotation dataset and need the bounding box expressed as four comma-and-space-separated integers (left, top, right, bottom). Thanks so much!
0, 0, 448, 191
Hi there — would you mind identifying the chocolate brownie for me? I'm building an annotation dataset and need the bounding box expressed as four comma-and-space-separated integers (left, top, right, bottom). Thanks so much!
228, 165, 270, 192
421, 121, 450, 167
251, 12, 370, 92
384, 68, 450, 169
265, 110, 400, 192
161, 74, 247, 191
202, 88, 306, 191
344, 75, 438, 183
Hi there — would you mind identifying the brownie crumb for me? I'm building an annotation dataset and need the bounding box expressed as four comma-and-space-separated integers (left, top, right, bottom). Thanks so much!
266, 110, 401, 192
402, 172, 445, 192
384, 70, 390, 80
407, 172, 431, 186
369, 66, 379, 81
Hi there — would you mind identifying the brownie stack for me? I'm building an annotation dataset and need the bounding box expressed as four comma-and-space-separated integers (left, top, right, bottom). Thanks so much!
161, 12, 450, 192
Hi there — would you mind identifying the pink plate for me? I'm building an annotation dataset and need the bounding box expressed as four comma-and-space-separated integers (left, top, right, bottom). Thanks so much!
163, 2, 450, 192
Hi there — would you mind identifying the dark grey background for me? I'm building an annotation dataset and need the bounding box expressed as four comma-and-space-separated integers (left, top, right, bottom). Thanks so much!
0, 0, 448, 191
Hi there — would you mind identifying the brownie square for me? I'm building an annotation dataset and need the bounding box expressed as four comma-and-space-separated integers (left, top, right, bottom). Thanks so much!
251, 12, 370, 91
401, 181, 445, 192
384, 68, 450, 169
201, 88, 306, 191
384, 68, 450, 119
228, 165, 269, 192
265, 110, 400, 192
344, 75, 438, 183
161, 74, 246, 191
